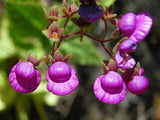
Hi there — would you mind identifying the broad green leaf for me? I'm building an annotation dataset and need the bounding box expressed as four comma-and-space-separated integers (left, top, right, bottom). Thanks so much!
6, 0, 51, 53
0, 18, 16, 60
59, 36, 104, 66
99, 0, 116, 8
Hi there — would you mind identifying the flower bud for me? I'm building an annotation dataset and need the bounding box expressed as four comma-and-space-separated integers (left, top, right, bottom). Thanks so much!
127, 76, 149, 94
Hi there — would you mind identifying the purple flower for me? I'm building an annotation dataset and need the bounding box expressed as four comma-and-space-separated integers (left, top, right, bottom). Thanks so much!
119, 12, 153, 43
8, 62, 41, 93
127, 75, 149, 95
78, 1, 103, 23
46, 61, 79, 96
115, 40, 137, 69
115, 51, 136, 69
93, 71, 126, 104
120, 39, 137, 53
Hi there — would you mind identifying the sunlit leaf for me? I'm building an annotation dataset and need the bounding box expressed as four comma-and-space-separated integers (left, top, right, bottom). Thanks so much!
0, 18, 16, 60
99, 0, 116, 8
6, 0, 51, 52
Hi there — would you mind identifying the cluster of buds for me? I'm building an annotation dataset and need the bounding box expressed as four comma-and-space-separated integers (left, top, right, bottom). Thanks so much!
8, 0, 153, 104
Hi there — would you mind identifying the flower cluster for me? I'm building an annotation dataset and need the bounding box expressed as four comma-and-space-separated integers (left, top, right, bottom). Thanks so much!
9, 53, 79, 95
8, 0, 153, 105
92, 12, 152, 104
115, 12, 153, 70
93, 59, 150, 104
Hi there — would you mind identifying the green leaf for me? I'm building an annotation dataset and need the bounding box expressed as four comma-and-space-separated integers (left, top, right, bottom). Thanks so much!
59, 36, 104, 66
99, 0, 116, 8
0, 18, 16, 60
6, 0, 51, 53
0, 70, 17, 112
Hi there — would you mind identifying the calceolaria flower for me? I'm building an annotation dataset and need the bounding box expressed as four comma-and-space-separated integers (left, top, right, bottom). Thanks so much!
42, 23, 63, 42
9, 62, 41, 93
46, 61, 79, 96
119, 12, 153, 43
119, 39, 137, 53
123, 67, 149, 95
115, 51, 136, 69
78, 0, 104, 23
115, 39, 137, 69
93, 71, 127, 104
127, 75, 149, 95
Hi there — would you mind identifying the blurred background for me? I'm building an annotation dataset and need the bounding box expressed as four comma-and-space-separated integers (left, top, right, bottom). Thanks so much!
0, 0, 160, 120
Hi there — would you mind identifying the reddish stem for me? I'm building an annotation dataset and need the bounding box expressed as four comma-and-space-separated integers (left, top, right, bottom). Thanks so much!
102, 20, 108, 40
101, 42, 115, 60
51, 16, 70, 56
63, 17, 69, 28
54, 31, 80, 52
104, 37, 117, 42
80, 28, 84, 41
83, 32, 115, 60
83, 33, 102, 43
53, 37, 63, 53
50, 42, 56, 56
46, 21, 53, 29
62, 31, 80, 39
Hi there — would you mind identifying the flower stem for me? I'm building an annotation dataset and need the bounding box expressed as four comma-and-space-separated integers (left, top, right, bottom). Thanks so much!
102, 20, 108, 40
83, 33, 102, 43
104, 37, 117, 42
80, 28, 84, 41
83, 32, 115, 60
50, 42, 56, 56
63, 16, 69, 28
101, 42, 115, 60
62, 31, 80, 39
51, 16, 70, 56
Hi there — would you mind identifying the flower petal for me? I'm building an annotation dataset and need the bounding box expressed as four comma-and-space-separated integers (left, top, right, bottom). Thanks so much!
115, 51, 136, 69
129, 12, 153, 42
